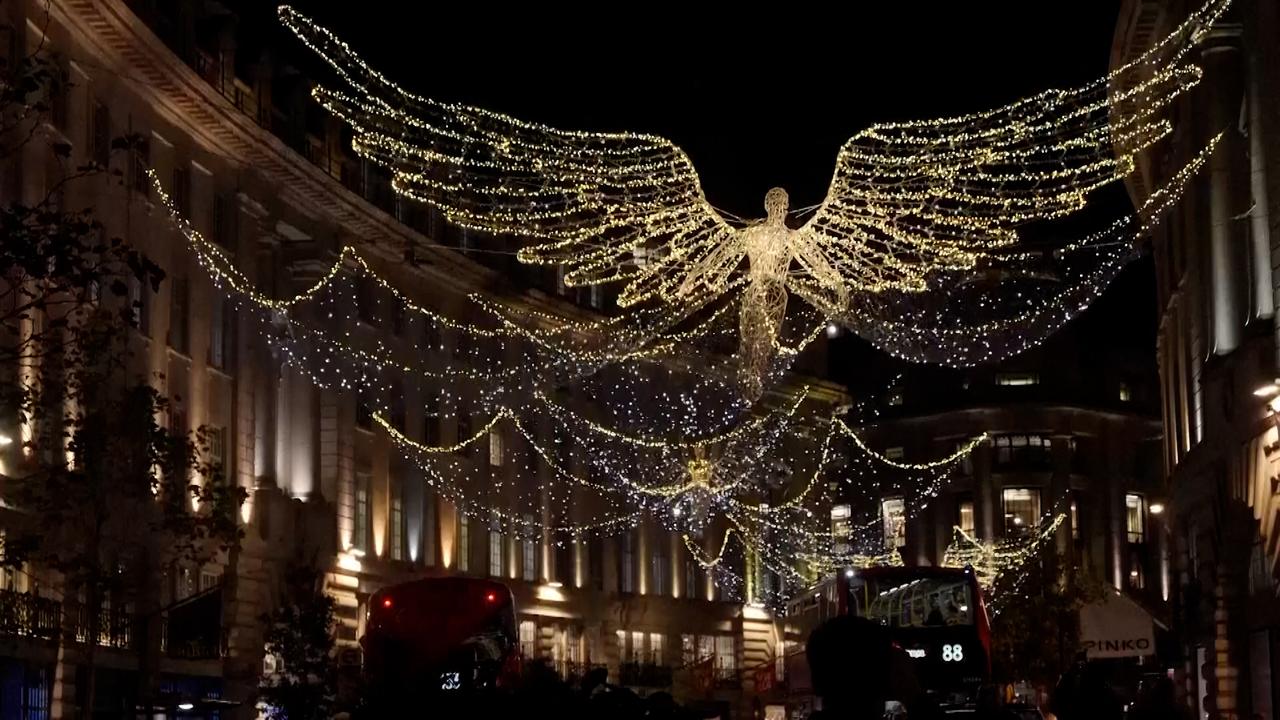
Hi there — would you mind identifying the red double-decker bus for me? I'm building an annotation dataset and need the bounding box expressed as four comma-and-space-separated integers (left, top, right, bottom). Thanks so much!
786, 566, 992, 706
363, 577, 522, 701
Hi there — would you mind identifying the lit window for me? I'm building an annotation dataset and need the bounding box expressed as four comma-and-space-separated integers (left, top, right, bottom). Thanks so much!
682, 634, 696, 666
489, 431, 504, 467
887, 390, 904, 406
1126, 494, 1146, 544
631, 631, 645, 663
649, 632, 665, 665
885, 447, 904, 460
1002, 488, 1041, 537
958, 500, 975, 536
881, 497, 906, 550
715, 636, 737, 679
830, 504, 852, 539
520, 620, 537, 659
996, 373, 1039, 386
1119, 382, 1132, 402
1070, 496, 1081, 541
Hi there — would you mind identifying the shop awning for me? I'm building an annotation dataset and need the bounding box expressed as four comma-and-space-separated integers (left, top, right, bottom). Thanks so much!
1079, 590, 1161, 659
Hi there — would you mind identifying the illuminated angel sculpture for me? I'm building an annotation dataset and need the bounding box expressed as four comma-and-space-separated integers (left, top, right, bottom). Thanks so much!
280, 1, 1228, 399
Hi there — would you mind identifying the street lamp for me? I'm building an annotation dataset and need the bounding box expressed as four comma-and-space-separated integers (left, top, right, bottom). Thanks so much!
1149, 502, 1165, 516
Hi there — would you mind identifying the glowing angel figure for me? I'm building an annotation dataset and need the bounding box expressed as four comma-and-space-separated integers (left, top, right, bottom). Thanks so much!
280, 1, 1228, 399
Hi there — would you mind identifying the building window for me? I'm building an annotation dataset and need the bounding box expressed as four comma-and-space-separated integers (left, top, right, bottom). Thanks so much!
208, 426, 227, 474
390, 492, 403, 561
630, 631, 645, 664
1250, 542, 1274, 595
993, 434, 1052, 467
423, 396, 441, 446
885, 447, 904, 460
167, 277, 189, 354
830, 504, 851, 539
209, 298, 234, 370
90, 100, 110, 167
1002, 488, 1041, 537
356, 276, 378, 325
1119, 382, 1132, 402
1128, 549, 1145, 590
652, 545, 669, 596
714, 636, 737, 680
356, 393, 374, 431
456, 413, 473, 453
519, 620, 537, 659
128, 275, 150, 335
354, 472, 370, 552
457, 512, 470, 572
391, 302, 406, 337
649, 632, 665, 665
619, 532, 635, 593
488, 514, 504, 577
957, 499, 975, 536
887, 390, 903, 407
684, 556, 700, 599
1125, 493, 1146, 544
1070, 496, 1081, 541
521, 515, 538, 582
681, 634, 696, 666
212, 192, 234, 248
130, 135, 149, 195
957, 441, 974, 475
881, 497, 906, 550
172, 165, 191, 217
996, 372, 1039, 386
489, 431, 504, 467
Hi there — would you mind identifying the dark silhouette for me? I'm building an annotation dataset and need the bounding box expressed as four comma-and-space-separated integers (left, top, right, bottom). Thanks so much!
806, 615, 940, 720
1129, 676, 1193, 720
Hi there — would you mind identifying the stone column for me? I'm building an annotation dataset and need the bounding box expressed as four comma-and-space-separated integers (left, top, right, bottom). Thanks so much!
974, 439, 996, 542
1204, 28, 1248, 355
1051, 434, 1074, 557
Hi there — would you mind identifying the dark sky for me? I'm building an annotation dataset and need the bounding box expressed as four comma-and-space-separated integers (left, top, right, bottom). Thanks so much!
270, 1, 1157, 378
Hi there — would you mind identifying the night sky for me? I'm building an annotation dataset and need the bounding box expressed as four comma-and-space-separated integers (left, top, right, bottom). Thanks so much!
266, 2, 1157, 382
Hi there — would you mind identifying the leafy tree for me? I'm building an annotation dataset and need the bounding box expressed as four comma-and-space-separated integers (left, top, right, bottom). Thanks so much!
0, 28, 244, 720
259, 562, 337, 720
988, 546, 1102, 689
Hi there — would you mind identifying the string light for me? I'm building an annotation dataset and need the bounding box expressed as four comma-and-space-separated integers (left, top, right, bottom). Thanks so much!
279, 0, 1228, 397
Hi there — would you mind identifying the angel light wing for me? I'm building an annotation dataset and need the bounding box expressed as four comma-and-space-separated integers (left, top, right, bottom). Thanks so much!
278, 6, 735, 309
799, 0, 1229, 295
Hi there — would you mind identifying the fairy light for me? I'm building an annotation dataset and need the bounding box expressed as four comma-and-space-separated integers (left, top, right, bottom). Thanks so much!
279, 0, 1228, 397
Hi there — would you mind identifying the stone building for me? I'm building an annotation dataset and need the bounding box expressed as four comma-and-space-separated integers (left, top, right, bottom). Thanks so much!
1114, 0, 1280, 716
848, 320, 1169, 614
0, 1, 845, 717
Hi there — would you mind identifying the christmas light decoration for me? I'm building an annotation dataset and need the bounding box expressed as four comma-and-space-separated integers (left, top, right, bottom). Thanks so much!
941, 513, 1066, 590
279, 0, 1228, 397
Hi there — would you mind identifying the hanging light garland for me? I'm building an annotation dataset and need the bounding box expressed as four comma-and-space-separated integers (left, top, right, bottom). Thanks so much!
278, 0, 1229, 398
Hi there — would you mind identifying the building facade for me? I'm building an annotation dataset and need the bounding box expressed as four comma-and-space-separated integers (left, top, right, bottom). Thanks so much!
1115, 0, 1280, 717
848, 322, 1168, 610
0, 1, 845, 717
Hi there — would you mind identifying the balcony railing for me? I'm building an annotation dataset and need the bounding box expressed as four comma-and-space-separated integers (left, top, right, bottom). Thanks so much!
0, 588, 60, 640
618, 661, 674, 688
74, 605, 132, 649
